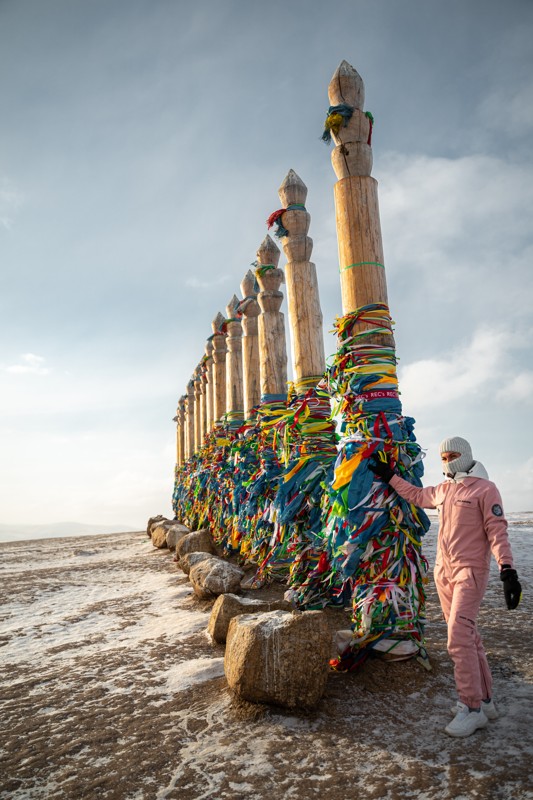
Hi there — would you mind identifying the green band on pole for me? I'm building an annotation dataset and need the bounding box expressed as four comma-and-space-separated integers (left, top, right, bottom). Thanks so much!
340, 261, 385, 272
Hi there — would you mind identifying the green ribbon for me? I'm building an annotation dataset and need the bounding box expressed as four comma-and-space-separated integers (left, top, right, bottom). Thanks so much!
341, 261, 385, 273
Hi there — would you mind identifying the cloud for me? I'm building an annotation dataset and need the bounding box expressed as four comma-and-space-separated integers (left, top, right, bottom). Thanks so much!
0, 177, 24, 230
380, 153, 533, 266
399, 325, 532, 410
496, 371, 533, 403
5, 353, 49, 375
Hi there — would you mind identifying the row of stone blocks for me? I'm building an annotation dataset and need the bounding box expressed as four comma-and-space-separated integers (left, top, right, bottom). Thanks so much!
147, 516, 332, 709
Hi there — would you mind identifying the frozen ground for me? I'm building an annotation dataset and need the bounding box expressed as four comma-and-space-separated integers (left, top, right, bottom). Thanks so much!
0, 519, 532, 800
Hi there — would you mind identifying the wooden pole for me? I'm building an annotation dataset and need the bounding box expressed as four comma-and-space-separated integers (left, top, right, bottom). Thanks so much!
204, 338, 214, 432
200, 359, 208, 442
178, 395, 186, 466
186, 379, 195, 458
239, 269, 261, 417
256, 235, 287, 399
211, 311, 227, 424
194, 365, 202, 450
329, 60, 391, 347
225, 294, 244, 425
319, 60, 429, 659
173, 405, 181, 466
277, 169, 326, 385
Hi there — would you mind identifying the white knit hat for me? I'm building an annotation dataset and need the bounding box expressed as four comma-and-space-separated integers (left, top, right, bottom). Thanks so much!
439, 436, 474, 475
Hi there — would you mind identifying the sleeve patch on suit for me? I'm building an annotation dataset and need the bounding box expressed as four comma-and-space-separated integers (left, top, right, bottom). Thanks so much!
492, 504, 503, 517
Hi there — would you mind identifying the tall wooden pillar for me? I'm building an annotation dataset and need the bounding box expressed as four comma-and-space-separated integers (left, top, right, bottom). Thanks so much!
239, 270, 261, 417
211, 311, 227, 424
173, 405, 181, 466
225, 294, 244, 426
256, 235, 287, 399
205, 338, 214, 432
320, 60, 429, 659
329, 60, 391, 347
194, 365, 202, 450
277, 169, 326, 386
200, 359, 208, 442
178, 395, 186, 466
186, 379, 195, 457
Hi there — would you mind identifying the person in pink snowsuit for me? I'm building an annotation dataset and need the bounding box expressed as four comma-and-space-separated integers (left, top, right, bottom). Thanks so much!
370, 436, 522, 738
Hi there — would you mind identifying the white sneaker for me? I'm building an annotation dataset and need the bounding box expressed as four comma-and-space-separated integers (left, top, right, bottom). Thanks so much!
450, 698, 499, 720
445, 702, 488, 738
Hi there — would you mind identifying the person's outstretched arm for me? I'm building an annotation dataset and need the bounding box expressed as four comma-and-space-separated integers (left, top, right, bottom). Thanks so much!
369, 454, 443, 509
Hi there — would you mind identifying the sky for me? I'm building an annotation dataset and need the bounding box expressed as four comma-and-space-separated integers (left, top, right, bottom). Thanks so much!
1, 0, 532, 530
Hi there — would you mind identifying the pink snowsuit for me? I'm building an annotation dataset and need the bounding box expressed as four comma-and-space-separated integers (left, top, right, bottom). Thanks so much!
389, 472, 514, 708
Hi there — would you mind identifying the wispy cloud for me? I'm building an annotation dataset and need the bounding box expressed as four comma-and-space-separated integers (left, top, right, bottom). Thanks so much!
399, 326, 532, 409
0, 177, 24, 230
5, 353, 49, 375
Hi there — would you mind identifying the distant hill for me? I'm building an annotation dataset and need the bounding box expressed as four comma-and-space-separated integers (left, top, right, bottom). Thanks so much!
0, 521, 142, 542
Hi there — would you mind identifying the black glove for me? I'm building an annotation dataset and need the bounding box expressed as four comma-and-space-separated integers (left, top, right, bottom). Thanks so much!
368, 454, 395, 483
500, 565, 522, 610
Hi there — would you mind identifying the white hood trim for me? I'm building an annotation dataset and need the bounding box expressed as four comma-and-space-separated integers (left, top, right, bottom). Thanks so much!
446, 460, 489, 482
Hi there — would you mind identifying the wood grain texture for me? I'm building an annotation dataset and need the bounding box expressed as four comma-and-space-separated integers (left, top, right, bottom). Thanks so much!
240, 269, 261, 416
278, 169, 325, 382
186, 381, 195, 458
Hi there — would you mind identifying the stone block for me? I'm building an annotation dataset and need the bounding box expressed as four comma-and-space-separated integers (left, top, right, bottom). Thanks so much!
175, 529, 215, 559
147, 515, 166, 538
207, 593, 290, 644
151, 523, 171, 549
165, 523, 190, 551
179, 551, 217, 575
224, 610, 331, 709
189, 558, 244, 600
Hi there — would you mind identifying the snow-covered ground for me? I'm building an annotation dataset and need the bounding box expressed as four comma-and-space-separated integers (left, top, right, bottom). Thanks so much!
0, 519, 532, 800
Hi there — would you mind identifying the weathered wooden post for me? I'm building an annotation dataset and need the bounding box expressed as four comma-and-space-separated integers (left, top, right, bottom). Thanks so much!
277, 169, 326, 386
238, 236, 288, 568
254, 171, 337, 584
328, 60, 389, 331
316, 60, 429, 667
173, 396, 186, 467
178, 395, 186, 465
194, 364, 203, 451
225, 294, 244, 428
199, 358, 207, 443
256, 235, 287, 401
205, 338, 214, 432
239, 270, 261, 418
211, 312, 227, 425
173, 404, 181, 466
186, 379, 195, 458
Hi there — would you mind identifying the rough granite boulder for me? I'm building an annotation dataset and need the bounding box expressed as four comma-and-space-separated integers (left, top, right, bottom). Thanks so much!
189, 558, 245, 600
147, 515, 166, 538
178, 551, 217, 575
207, 593, 291, 644
165, 523, 190, 551
151, 522, 173, 549
224, 609, 331, 709
175, 529, 215, 559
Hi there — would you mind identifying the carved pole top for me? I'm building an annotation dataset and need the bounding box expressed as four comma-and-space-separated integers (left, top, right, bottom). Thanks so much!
239, 269, 260, 320
278, 169, 307, 208
240, 268, 258, 298
205, 338, 213, 357
256, 234, 281, 268
328, 60, 365, 108
225, 294, 240, 320
211, 311, 225, 334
